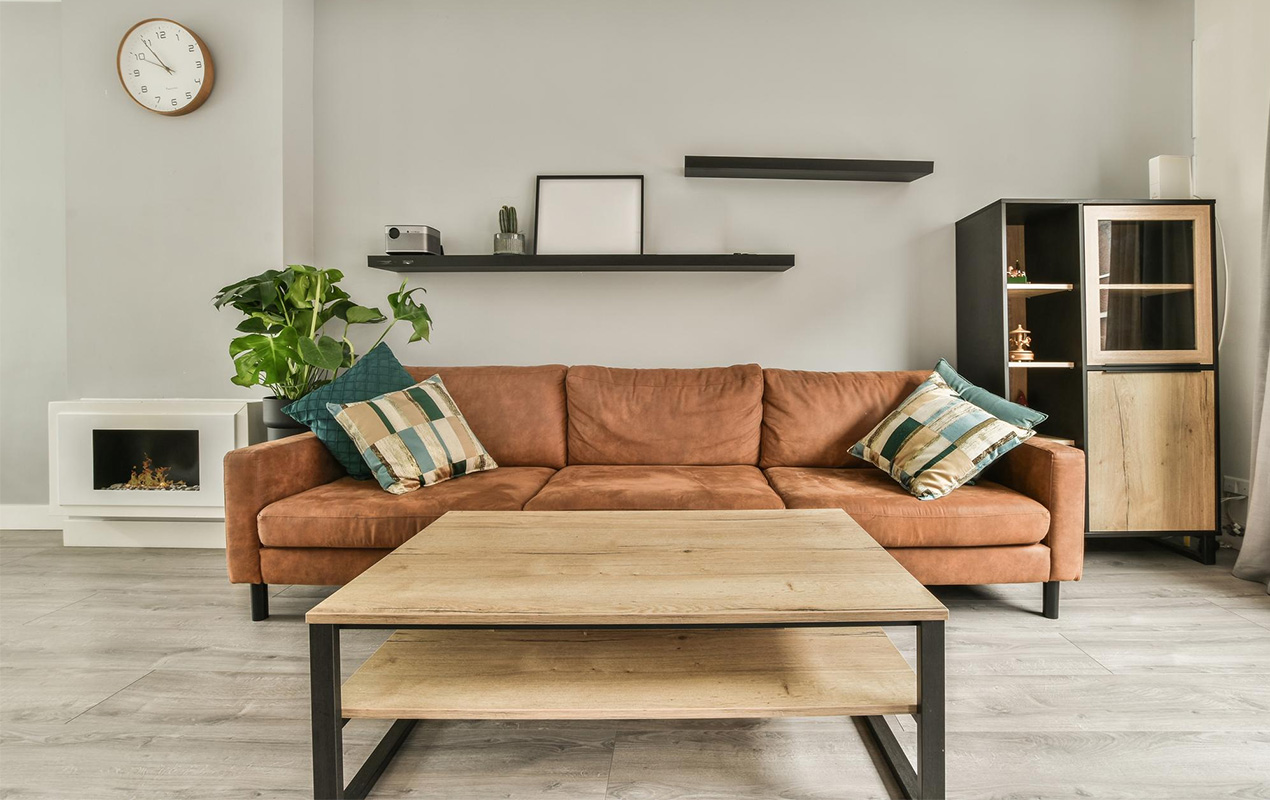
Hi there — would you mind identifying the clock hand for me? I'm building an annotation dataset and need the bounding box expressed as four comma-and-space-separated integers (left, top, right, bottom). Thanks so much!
142, 39, 174, 74
137, 56, 174, 75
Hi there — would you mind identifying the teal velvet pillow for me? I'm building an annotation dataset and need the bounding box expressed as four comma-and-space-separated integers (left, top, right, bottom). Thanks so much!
934, 358, 1047, 430
283, 344, 416, 479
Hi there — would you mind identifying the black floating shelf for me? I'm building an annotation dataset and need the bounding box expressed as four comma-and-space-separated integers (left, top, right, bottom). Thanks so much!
684, 156, 933, 182
368, 254, 794, 273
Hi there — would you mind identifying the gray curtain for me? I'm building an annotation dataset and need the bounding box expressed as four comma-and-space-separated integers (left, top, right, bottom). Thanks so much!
1233, 114, 1270, 592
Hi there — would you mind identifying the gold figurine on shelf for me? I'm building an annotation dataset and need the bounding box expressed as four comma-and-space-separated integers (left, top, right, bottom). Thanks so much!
1009, 325, 1034, 362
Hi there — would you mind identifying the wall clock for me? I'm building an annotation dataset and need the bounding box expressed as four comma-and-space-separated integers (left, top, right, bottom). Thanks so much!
116, 18, 214, 116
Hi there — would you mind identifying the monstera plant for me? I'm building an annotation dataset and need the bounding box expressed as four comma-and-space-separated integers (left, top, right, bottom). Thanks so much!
212, 264, 430, 402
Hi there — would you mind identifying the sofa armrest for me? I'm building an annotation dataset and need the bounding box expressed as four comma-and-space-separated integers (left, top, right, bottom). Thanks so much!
223, 432, 345, 584
989, 437, 1086, 581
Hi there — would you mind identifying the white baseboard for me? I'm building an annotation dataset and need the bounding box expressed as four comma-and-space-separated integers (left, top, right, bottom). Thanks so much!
0, 504, 64, 531
62, 518, 226, 548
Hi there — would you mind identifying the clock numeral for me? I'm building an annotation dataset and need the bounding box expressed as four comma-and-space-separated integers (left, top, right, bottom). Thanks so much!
140, 85, 148, 93
133, 69, 140, 77
157, 30, 166, 39
195, 60, 202, 69
185, 92, 192, 100
171, 99, 178, 107
133, 53, 144, 61
188, 44, 195, 52
194, 78, 201, 84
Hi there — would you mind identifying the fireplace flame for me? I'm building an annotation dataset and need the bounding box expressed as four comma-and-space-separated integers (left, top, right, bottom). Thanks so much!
125, 454, 189, 490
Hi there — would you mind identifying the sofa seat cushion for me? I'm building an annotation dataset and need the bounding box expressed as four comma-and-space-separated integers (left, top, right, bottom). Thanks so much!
764, 467, 1049, 548
257, 467, 556, 549
524, 465, 785, 511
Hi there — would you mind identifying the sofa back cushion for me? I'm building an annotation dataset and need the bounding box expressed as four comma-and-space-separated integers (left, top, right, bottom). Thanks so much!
760, 369, 928, 468
567, 365, 764, 465
406, 365, 568, 468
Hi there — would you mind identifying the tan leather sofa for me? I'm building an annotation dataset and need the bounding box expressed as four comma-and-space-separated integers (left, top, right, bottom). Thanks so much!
225, 364, 1084, 620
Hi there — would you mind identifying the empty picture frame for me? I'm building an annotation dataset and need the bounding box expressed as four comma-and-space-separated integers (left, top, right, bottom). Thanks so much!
533, 175, 644, 255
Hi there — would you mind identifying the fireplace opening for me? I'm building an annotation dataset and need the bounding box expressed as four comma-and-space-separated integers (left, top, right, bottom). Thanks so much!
92, 429, 200, 491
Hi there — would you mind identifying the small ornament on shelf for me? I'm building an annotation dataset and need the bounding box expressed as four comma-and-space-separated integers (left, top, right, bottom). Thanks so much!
1015, 390, 1028, 407
1009, 325, 1035, 362
1006, 259, 1028, 284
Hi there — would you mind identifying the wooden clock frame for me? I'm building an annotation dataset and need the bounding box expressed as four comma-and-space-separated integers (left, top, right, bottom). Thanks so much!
116, 18, 215, 117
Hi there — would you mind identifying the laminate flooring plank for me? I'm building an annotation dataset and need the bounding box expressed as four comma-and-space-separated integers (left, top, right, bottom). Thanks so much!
0, 537, 1267, 799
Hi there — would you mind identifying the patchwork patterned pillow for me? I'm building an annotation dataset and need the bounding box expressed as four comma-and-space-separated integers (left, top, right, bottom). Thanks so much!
849, 371, 1034, 501
282, 343, 416, 479
327, 375, 498, 495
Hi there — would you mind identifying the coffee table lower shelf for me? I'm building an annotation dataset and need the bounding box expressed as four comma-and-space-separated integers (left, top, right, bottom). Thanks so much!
311, 625, 943, 799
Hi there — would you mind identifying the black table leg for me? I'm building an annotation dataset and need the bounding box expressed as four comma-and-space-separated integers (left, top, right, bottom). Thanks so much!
311, 624, 344, 799
917, 619, 945, 799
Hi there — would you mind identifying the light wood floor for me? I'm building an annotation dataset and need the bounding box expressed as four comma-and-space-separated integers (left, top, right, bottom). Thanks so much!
1, 531, 1268, 800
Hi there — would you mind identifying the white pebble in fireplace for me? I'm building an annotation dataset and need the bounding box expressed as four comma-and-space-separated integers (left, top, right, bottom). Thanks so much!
49, 400, 263, 547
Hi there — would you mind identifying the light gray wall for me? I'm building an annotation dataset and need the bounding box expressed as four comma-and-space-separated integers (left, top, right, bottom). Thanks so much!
1195, 0, 1270, 529
2, 0, 1203, 507
283, 0, 315, 265
314, 0, 1195, 370
0, 1, 66, 505
61, 0, 307, 400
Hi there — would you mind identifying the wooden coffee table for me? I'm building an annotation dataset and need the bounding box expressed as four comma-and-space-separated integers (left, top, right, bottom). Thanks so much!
306, 509, 948, 799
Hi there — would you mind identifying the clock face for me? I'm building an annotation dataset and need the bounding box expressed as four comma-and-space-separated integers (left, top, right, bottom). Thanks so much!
117, 19, 214, 116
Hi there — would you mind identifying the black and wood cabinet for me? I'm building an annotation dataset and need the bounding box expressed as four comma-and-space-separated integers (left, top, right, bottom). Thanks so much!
955, 199, 1219, 563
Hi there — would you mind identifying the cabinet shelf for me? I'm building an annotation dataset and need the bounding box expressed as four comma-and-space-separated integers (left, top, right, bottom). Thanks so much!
1007, 283, 1074, 298
1098, 283, 1193, 295
1008, 361, 1075, 369
368, 254, 795, 273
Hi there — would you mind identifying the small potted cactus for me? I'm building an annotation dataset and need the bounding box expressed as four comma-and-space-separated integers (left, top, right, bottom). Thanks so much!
494, 205, 526, 255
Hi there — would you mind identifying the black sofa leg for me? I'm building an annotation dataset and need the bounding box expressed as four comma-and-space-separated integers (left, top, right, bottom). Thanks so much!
251, 583, 269, 621
1042, 581, 1059, 620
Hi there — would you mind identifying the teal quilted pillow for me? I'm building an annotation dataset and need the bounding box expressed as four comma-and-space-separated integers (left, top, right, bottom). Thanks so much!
934, 358, 1047, 430
283, 344, 415, 479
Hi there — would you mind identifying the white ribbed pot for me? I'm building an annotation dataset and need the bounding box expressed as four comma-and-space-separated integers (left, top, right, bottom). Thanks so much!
493, 232, 527, 255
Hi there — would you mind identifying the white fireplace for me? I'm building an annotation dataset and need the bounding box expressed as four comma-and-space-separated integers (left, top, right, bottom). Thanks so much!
49, 399, 263, 547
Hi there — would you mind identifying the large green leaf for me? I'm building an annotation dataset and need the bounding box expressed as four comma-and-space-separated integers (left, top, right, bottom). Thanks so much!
331, 300, 386, 325
212, 269, 284, 310
297, 334, 344, 371
228, 327, 302, 391
387, 281, 432, 343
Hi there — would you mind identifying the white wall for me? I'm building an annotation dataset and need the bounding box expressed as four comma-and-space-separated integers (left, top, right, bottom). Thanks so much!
314, 0, 1195, 370
61, 0, 312, 400
0, 0, 1207, 507
1195, 0, 1270, 529
0, 1, 66, 506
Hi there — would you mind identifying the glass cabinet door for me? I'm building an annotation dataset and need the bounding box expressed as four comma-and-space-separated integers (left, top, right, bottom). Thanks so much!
1082, 205, 1213, 365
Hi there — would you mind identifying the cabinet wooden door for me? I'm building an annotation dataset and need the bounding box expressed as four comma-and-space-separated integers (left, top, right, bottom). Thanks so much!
1083, 205, 1213, 365
1087, 370, 1216, 532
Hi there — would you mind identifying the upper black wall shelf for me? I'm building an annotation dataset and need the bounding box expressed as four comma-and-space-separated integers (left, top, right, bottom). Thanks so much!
368, 254, 794, 273
684, 156, 934, 183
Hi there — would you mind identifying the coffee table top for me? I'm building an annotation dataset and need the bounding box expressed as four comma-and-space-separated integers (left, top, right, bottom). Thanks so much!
305, 509, 947, 626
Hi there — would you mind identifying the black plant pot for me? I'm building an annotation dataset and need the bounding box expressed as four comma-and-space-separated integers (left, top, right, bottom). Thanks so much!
262, 396, 308, 441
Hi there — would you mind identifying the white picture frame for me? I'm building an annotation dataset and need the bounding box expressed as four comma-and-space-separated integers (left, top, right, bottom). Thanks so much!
533, 175, 644, 255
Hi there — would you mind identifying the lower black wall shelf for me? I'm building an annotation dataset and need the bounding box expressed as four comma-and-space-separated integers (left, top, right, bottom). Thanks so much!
368, 254, 794, 273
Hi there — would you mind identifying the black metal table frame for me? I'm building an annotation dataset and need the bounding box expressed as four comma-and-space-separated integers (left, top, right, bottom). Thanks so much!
310, 619, 945, 800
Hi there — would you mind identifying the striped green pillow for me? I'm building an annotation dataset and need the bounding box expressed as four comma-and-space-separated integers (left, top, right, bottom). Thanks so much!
327, 375, 497, 495
850, 371, 1034, 500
